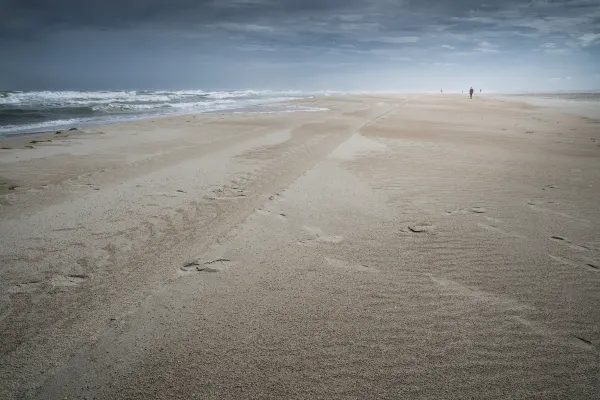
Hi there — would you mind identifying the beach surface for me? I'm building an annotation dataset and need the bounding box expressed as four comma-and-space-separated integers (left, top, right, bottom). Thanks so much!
1, 94, 599, 399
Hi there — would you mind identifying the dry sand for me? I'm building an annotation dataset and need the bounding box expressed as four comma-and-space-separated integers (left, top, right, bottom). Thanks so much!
0, 94, 599, 399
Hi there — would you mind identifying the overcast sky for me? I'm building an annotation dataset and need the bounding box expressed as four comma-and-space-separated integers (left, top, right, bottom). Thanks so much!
1, 0, 599, 91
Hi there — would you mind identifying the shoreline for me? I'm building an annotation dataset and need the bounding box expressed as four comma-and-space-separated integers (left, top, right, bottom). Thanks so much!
2, 91, 599, 140
0, 100, 328, 148
0, 99, 324, 139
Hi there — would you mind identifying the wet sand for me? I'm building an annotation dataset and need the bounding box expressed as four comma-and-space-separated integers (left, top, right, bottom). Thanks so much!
1, 94, 599, 399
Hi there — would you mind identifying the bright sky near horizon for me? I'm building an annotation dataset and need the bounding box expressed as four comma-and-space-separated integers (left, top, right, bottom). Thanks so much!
1, 0, 599, 91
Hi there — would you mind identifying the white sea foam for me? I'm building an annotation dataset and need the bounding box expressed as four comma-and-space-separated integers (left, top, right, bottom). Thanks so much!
0, 90, 318, 106
0, 89, 331, 136
0, 119, 82, 135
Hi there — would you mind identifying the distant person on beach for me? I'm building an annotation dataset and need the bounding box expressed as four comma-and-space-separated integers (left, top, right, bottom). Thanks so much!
469, 87, 474, 99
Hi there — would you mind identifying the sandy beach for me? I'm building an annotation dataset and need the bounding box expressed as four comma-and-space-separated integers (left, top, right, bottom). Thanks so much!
0, 94, 599, 398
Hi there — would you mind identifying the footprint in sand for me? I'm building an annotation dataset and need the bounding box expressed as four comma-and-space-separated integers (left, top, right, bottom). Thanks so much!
550, 236, 591, 251
298, 226, 344, 246
549, 255, 599, 272
469, 207, 487, 214
585, 263, 599, 271
268, 193, 283, 201
570, 335, 594, 349
325, 257, 379, 273
405, 223, 435, 234
179, 258, 232, 275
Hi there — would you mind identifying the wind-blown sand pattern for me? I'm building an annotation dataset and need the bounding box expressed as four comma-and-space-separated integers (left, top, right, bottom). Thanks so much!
1, 95, 599, 399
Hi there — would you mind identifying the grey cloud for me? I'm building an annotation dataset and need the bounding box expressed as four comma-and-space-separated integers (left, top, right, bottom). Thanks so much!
3, 1, 597, 45
0, 0, 599, 90
580, 32, 600, 46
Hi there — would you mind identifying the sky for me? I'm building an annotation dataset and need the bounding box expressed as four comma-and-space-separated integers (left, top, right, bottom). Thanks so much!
1, 0, 599, 92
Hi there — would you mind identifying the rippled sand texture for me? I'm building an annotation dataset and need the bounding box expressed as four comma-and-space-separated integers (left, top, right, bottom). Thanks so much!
1, 94, 599, 399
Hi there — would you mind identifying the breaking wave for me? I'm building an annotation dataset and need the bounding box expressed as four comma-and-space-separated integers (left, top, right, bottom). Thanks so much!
0, 90, 327, 135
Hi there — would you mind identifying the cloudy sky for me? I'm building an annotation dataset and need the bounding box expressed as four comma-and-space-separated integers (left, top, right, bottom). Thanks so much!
1, 0, 599, 91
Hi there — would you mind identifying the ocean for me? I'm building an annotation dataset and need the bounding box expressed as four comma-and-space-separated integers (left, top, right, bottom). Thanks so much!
0, 89, 324, 137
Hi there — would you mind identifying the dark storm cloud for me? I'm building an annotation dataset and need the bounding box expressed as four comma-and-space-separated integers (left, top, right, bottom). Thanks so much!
1, 0, 599, 90
2, 0, 598, 46
2, 0, 589, 36
1, 0, 383, 36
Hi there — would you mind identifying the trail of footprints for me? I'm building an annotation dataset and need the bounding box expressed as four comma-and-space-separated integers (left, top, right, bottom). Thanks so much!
548, 254, 598, 272
9, 177, 258, 295
526, 184, 599, 271
429, 274, 595, 350
177, 190, 288, 276
550, 235, 591, 251
444, 190, 598, 274
178, 201, 367, 276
